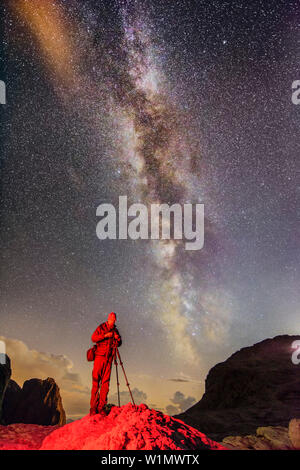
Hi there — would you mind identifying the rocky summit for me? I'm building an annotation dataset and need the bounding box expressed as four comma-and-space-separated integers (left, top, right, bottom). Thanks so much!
0, 403, 227, 450
41, 403, 226, 450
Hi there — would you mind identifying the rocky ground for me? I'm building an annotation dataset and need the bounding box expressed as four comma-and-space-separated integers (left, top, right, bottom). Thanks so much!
0, 422, 59, 450
0, 403, 226, 450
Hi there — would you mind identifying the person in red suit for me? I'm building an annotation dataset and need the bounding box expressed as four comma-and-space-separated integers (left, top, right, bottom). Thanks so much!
90, 312, 122, 416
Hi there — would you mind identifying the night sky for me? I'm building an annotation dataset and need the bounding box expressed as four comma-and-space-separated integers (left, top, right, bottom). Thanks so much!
1, 0, 299, 419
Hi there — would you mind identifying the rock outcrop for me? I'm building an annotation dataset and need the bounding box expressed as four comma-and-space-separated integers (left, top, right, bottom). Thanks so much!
177, 335, 300, 441
222, 426, 292, 450
0, 355, 11, 424
41, 403, 226, 450
2, 380, 22, 425
3, 377, 66, 426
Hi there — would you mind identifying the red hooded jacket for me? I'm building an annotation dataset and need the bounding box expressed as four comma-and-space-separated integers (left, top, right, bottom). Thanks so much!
91, 321, 122, 356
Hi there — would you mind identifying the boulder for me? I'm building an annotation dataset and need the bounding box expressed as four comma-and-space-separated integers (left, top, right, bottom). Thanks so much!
177, 335, 300, 440
222, 425, 292, 450
288, 418, 300, 449
256, 426, 291, 449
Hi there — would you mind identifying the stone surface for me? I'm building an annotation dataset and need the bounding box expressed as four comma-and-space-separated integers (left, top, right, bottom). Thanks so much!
0, 422, 58, 450
177, 335, 300, 440
0, 404, 227, 450
288, 418, 300, 450
222, 425, 292, 450
41, 403, 227, 450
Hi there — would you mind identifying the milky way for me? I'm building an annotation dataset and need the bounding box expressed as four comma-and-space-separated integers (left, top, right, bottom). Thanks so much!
9, 0, 232, 365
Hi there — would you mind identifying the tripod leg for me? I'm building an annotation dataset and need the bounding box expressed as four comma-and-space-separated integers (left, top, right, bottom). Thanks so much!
116, 348, 136, 406
114, 350, 120, 407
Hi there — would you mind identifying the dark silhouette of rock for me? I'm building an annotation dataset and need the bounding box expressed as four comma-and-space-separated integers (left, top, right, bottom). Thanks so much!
0, 355, 11, 424
2, 380, 22, 425
8, 377, 66, 426
177, 335, 300, 440
0, 354, 66, 426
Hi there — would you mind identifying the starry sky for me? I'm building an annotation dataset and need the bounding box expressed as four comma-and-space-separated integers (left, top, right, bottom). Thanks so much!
1, 0, 299, 419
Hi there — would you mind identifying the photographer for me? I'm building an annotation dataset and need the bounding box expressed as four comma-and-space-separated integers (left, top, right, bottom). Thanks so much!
90, 312, 122, 416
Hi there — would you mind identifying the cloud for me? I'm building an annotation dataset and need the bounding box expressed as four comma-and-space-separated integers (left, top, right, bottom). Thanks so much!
109, 387, 147, 406
168, 378, 190, 383
166, 390, 196, 415
165, 404, 179, 416
167, 372, 202, 384
0, 336, 90, 419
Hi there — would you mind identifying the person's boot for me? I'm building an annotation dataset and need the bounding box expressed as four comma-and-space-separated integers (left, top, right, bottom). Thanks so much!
97, 407, 107, 418
89, 407, 97, 416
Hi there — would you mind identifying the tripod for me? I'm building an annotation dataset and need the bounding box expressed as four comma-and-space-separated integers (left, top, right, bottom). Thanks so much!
112, 342, 135, 407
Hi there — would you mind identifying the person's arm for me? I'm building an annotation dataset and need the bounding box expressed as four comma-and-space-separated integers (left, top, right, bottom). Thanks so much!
91, 325, 108, 343
114, 328, 122, 347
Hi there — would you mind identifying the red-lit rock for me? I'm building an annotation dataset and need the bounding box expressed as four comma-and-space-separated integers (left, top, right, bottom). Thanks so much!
41, 403, 227, 450
0, 423, 58, 450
